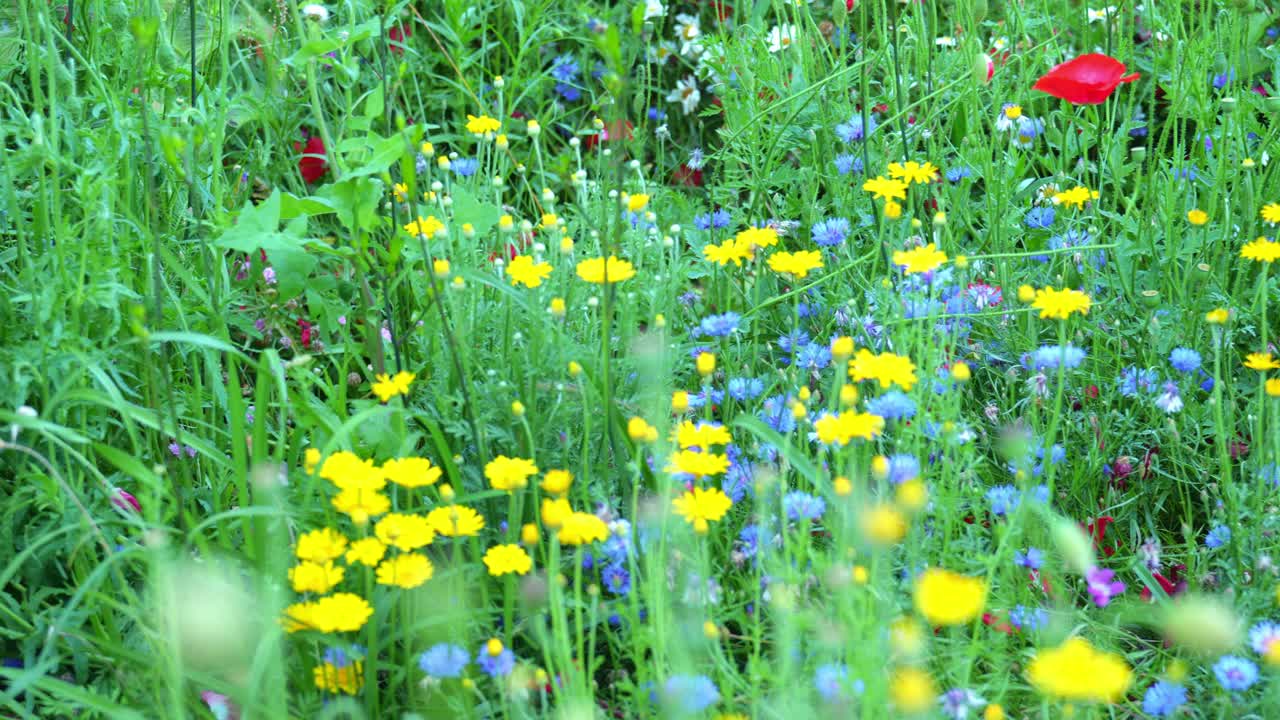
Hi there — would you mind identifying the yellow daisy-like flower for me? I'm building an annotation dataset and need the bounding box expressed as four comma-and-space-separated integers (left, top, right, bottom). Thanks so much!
344, 537, 386, 567
889, 667, 936, 713
507, 255, 553, 287
626, 193, 650, 212
304, 448, 322, 475
1187, 209, 1208, 226
404, 216, 445, 237
1245, 352, 1280, 370
862, 175, 909, 201
1052, 185, 1099, 209
913, 568, 987, 626
374, 513, 435, 552
734, 226, 780, 250
675, 420, 732, 449
887, 160, 939, 185
372, 371, 416, 402
485, 455, 539, 491
376, 552, 434, 589
813, 411, 885, 446
703, 238, 754, 266
672, 487, 733, 533
310, 592, 374, 633
392, 183, 408, 203
575, 256, 636, 283
319, 451, 386, 492
426, 504, 486, 537
314, 661, 363, 695
859, 503, 907, 545
848, 349, 918, 390
892, 242, 948, 274
558, 511, 609, 545
540, 469, 573, 496
666, 450, 731, 477
1206, 308, 1230, 324
1240, 237, 1280, 263
288, 561, 345, 594
1260, 203, 1280, 224
381, 456, 442, 489
465, 114, 501, 135
1031, 286, 1092, 319
296, 527, 349, 564
332, 488, 391, 526
767, 250, 824, 279
627, 417, 659, 442
482, 544, 533, 576
541, 497, 573, 529
1027, 637, 1133, 703
1265, 378, 1280, 397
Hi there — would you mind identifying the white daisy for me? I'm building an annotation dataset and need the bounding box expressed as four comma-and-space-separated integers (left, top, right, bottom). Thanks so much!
1087, 6, 1117, 22
667, 75, 701, 115
767, 24, 798, 53
302, 4, 330, 22
644, 0, 665, 20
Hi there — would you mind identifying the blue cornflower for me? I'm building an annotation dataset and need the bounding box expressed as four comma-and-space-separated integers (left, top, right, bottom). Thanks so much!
1213, 655, 1258, 691
1024, 206, 1055, 229
549, 54, 579, 83
722, 461, 753, 502
1009, 605, 1048, 631
1142, 681, 1187, 717
776, 329, 810, 353
1014, 547, 1044, 570
1174, 165, 1200, 182
944, 166, 972, 182
833, 153, 864, 175
451, 158, 479, 177
1118, 366, 1160, 397
834, 114, 875, 143
647, 106, 667, 121
759, 394, 796, 434
811, 217, 851, 247
697, 312, 741, 338
1248, 620, 1280, 655
1259, 463, 1280, 487
1154, 381, 1183, 414
601, 563, 631, 595
793, 342, 832, 371
695, 208, 731, 230
1205, 524, 1231, 549
418, 643, 469, 678
662, 674, 720, 713
476, 643, 516, 677
1025, 344, 1087, 371
1212, 69, 1236, 90
884, 454, 921, 484
727, 377, 765, 401
866, 390, 917, 420
814, 663, 863, 702
783, 491, 825, 522
737, 524, 762, 560
986, 485, 1022, 516
1169, 348, 1201, 373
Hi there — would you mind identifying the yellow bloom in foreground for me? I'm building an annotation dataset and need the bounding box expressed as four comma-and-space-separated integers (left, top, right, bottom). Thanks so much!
676, 420, 732, 449
314, 661, 363, 694
626, 193, 650, 212
320, 451, 386, 492
888, 160, 939, 185
304, 448, 322, 475
893, 243, 948, 274
381, 456, 442, 489
372, 371, 416, 402
860, 503, 907, 545
1052, 185, 1099, 209
1032, 286, 1092, 319
1240, 237, 1280, 263
1187, 209, 1208, 226
508, 255, 553, 287
1245, 352, 1280, 370
1206, 307, 1230, 324
404, 216, 445, 237
483, 544, 533, 576
863, 175, 909, 201
703, 237, 754, 267
426, 504, 485, 537
735, 226, 780, 250
541, 469, 573, 496
1027, 637, 1133, 703
332, 488, 391, 526
813, 411, 884, 446
576, 256, 636, 283
848, 349, 918, 390
485, 455, 539, 491
558, 511, 609, 545
627, 417, 659, 442
541, 497, 573, 529
767, 250, 824, 279
983, 704, 1005, 720
376, 553, 435, 589
913, 568, 987, 626
344, 537, 386, 567
296, 528, 349, 564
672, 487, 733, 533
466, 114, 501, 135
289, 561, 345, 594
890, 667, 936, 714
1261, 203, 1280, 224
883, 200, 903, 219
666, 450, 731, 477
307, 592, 374, 633
374, 513, 435, 551
1265, 378, 1280, 397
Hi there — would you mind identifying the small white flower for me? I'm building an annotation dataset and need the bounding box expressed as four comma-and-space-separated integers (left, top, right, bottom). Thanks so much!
767, 24, 798, 53
643, 0, 665, 19
991, 36, 1008, 51
935, 36, 957, 47
1087, 6, 1117, 22
674, 14, 703, 57
647, 40, 678, 64
301, 3, 330, 22
666, 75, 701, 115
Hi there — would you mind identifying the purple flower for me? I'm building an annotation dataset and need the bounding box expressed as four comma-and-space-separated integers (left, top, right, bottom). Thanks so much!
1085, 566, 1125, 607
939, 687, 986, 719
1014, 547, 1044, 570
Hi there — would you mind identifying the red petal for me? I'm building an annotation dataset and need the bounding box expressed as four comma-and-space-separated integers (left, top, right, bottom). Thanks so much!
298, 136, 328, 184
1033, 53, 1139, 104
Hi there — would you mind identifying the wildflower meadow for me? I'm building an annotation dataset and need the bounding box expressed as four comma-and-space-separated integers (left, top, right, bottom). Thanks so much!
5, 0, 1280, 717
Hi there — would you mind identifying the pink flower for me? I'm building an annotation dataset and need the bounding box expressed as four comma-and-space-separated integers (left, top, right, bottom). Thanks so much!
111, 488, 141, 514
1085, 566, 1125, 606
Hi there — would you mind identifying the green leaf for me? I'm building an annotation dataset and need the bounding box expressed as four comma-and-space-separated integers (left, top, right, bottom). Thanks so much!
320, 176, 383, 232
363, 84, 385, 120
285, 38, 344, 67
279, 192, 337, 220
450, 185, 501, 238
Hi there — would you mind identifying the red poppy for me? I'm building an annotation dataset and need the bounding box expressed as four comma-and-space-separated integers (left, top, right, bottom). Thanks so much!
981, 612, 1015, 635
583, 119, 633, 150
388, 22, 412, 54
296, 136, 327, 184
1033, 53, 1139, 104
1085, 516, 1119, 557
672, 164, 703, 187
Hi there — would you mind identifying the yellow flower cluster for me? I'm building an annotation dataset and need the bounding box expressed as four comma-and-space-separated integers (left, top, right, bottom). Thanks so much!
1027, 637, 1132, 703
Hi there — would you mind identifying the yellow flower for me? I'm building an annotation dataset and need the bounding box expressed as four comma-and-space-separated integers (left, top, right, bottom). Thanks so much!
1027, 637, 1133, 703
550, 297, 566, 317
1261, 203, 1280, 224
374, 513, 435, 551
848, 349, 918, 390
540, 212, 559, 229
576, 256, 636, 283
859, 503, 907, 545
1003, 104, 1023, 120
304, 447, 322, 474
883, 200, 903, 219
735, 226, 779, 250
372, 371, 416, 402
1245, 352, 1280, 370
833, 476, 853, 496
381, 456, 442, 489
983, 704, 1005, 720
696, 351, 716, 376
508, 255, 553, 288
465, 114, 501, 135
289, 561, 345, 594
393, 183, 408, 202
1206, 307, 1230, 324
404, 216, 445, 237
319, 451, 386, 492
1240, 237, 1280, 262
344, 537, 386, 566
767, 250, 824, 279
1266, 378, 1280, 397
376, 552, 434, 589
888, 617, 926, 658
666, 450, 731, 477
896, 479, 928, 511
1187, 209, 1208, 225
626, 193, 650, 212
521, 523, 540, 545
541, 497, 573, 529
890, 667, 936, 714
485, 455, 539, 491
538, 469, 572, 496
1031, 286, 1092, 319
863, 175, 909, 201
672, 391, 690, 412
892, 242, 948, 274
1052, 185, 1099, 209
913, 568, 987, 626
887, 160, 939, 185
309, 592, 374, 633
512, 401, 525, 418
332, 488, 391, 526
314, 661, 363, 694
433, 259, 451, 277
558, 511, 609, 545
703, 238, 754, 266
813, 411, 884, 445
426, 504, 485, 537
675, 420, 732, 449
296, 528, 349, 564
830, 336, 854, 359
483, 544, 533, 576
627, 417, 659, 442
672, 487, 733, 533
